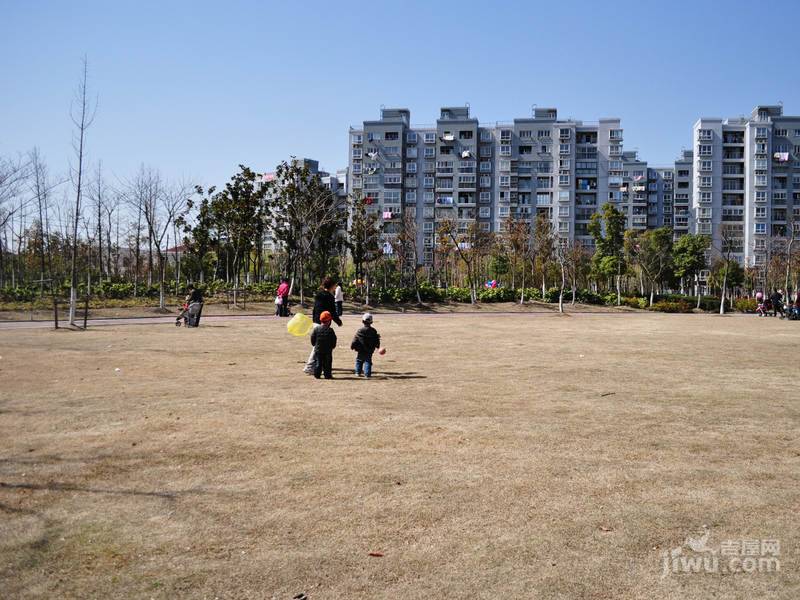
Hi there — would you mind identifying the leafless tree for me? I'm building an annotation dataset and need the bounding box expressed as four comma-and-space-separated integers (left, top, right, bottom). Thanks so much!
139, 173, 189, 310
68, 57, 97, 325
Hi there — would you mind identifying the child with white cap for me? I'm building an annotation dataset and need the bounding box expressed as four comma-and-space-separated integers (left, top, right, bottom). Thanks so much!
350, 312, 382, 378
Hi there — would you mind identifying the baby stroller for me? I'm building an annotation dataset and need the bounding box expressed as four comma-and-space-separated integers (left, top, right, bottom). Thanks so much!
755, 292, 766, 317
183, 302, 204, 327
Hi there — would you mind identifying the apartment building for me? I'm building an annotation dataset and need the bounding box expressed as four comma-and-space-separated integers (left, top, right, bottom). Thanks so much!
672, 150, 694, 237
349, 106, 635, 267
692, 105, 800, 267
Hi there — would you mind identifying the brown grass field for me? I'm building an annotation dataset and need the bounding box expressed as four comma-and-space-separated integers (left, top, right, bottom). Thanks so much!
0, 313, 797, 599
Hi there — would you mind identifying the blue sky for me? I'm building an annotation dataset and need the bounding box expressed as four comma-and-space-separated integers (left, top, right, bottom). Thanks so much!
2, 0, 799, 189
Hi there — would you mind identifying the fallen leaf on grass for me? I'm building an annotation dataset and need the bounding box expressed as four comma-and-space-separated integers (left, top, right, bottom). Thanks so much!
368, 552, 384, 557
599, 526, 613, 532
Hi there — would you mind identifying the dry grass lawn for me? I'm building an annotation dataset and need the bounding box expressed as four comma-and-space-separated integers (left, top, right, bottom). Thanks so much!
0, 313, 797, 599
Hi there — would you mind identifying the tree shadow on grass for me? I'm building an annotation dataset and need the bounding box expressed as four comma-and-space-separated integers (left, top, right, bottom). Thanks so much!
0, 481, 207, 500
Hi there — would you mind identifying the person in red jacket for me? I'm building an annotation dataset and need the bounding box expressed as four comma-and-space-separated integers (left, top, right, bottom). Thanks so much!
276, 278, 290, 317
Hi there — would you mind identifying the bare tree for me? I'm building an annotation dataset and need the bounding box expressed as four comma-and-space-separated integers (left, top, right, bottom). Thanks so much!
438, 219, 493, 304
141, 175, 189, 310
391, 210, 422, 303
0, 155, 31, 288
29, 149, 53, 296
68, 57, 97, 325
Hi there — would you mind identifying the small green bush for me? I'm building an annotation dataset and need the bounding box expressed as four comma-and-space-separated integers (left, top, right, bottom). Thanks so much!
622, 296, 647, 309
445, 287, 473, 303
734, 298, 758, 313
649, 300, 693, 313
477, 287, 516, 302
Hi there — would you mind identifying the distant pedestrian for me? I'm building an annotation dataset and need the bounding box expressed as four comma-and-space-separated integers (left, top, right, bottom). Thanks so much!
310, 311, 337, 379
334, 281, 344, 318
770, 289, 785, 318
277, 278, 290, 317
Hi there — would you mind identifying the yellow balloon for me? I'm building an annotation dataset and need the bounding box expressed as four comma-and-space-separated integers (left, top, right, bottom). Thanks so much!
287, 313, 313, 337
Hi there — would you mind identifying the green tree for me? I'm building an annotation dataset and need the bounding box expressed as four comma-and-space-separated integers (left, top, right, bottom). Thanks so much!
346, 193, 382, 304
624, 227, 674, 306
588, 202, 626, 305
176, 186, 217, 284
673, 233, 710, 308
209, 166, 267, 305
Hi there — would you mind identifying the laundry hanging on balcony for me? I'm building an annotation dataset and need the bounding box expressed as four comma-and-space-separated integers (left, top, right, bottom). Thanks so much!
773, 152, 789, 162
382, 210, 393, 219
461, 150, 471, 158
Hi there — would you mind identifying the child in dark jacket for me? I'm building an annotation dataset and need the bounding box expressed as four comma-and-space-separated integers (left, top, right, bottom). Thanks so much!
350, 312, 381, 378
310, 311, 337, 379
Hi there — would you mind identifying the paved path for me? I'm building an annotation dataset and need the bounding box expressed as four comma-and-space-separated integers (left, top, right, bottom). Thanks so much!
0, 310, 672, 330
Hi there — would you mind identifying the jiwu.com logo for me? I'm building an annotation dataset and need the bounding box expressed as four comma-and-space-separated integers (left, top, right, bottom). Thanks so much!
661, 526, 780, 578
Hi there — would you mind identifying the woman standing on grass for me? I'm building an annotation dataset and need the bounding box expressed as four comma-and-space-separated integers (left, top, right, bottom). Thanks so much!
303, 277, 343, 374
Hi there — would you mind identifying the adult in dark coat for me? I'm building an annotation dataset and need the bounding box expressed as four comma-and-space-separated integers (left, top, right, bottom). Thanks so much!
304, 277, 342, 374
312, 277, 343, 326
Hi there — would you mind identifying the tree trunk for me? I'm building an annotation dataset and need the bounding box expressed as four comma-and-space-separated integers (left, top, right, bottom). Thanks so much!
720, 267, 728, 315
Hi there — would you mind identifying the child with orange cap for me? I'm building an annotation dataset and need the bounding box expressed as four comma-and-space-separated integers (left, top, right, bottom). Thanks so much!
310, 310, 337, 379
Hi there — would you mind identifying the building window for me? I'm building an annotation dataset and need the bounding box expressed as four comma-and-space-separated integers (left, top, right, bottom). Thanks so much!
699, 160, 712, 172
755, 223, 766, 234
500, 145, 512, 156
559, 174, 570, 186
480, 146, 492, 158
479, 176, 492, 188
499, 175, 510, 187
424, 147, 436, 158
423, 177, 434, 188
424, 132, 436, 144
406, 163, 417, 173
480, 161, 491, 173
479, 191, 491, 203
459, 130, 474, 140
558, 205, 570, 217
698, 145, 712, 156
755, 207, 767, 219
559, 144, 571, 155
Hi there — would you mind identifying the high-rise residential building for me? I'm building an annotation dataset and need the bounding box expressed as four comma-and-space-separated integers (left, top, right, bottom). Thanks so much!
692, 105, 800, 268
349, 106, 642, 268
672, 150, 694, 237
348, 104, 800, 272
